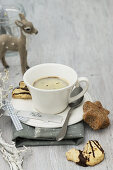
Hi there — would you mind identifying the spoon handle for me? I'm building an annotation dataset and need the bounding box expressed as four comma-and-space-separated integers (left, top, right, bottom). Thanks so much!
56, 107, 74, 141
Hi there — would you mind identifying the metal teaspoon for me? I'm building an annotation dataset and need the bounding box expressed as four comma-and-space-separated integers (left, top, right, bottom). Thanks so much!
56, 86, 84, 141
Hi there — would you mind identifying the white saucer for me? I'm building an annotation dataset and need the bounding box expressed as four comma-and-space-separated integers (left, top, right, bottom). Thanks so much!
10, 92, 92, 128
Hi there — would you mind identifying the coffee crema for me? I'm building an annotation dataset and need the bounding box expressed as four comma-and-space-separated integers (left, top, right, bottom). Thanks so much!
33, 76, 69, 90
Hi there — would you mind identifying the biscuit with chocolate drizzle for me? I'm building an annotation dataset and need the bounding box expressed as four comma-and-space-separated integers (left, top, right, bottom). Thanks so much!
66, 140, 104, 167
12, 81, 31, 99
82, 140, 104, 166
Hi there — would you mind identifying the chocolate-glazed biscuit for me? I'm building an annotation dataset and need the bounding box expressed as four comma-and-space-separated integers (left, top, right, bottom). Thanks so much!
66, 140, 104, 167
82, 140, 104, 166
12, 81, 31, 99
66, 148, 81, 163
12, 88, 31, 99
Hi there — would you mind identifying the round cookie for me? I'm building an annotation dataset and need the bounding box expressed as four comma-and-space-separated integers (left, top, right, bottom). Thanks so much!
83, 140, 104, 166
66, 140, 104, 167
66, 148, 80, 163
12, 88, 31, 99
12, 81, 32, 99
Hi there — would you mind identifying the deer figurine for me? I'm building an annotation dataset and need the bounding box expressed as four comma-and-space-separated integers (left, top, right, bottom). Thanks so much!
0, 13, 38, 74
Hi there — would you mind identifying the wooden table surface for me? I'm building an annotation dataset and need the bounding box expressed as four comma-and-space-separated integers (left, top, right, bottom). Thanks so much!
0, 0, 113, 169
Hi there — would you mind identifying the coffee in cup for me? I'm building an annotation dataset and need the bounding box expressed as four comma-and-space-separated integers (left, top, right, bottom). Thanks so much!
33, 76, 69, 90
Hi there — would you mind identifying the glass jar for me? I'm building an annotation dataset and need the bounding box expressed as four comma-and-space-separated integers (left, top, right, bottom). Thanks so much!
0, 3, 26, 56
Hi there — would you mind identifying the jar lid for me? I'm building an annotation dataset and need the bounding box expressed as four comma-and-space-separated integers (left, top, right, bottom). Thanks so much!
0, 3, 26, 24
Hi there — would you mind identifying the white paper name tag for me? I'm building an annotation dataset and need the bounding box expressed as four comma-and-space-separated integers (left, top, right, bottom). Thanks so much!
16, 110, 63, 123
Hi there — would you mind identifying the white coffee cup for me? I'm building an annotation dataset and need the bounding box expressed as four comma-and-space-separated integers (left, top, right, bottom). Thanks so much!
23, 63, 89, 114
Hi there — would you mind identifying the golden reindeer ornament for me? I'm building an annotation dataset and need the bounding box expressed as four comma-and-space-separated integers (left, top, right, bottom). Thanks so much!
0, 13, 38, 74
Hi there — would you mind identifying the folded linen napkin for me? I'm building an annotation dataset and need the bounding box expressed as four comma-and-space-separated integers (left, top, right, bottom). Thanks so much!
12, 121, 84, 147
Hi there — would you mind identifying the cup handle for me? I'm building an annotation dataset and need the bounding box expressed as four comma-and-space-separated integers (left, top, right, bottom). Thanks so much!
69, 77, 89, 103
